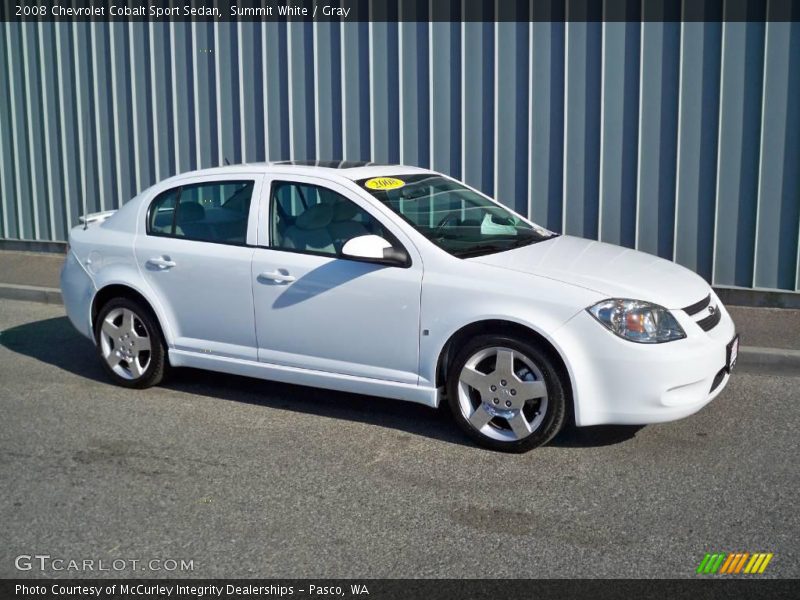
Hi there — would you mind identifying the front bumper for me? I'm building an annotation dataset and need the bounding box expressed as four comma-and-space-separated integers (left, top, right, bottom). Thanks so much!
557, 292, 736, 426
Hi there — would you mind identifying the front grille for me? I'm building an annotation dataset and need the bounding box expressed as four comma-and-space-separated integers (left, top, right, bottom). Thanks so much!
683, 294, 711, 316
683, 293, 722, 332
697, 308, 722, 331
709, 367, 727, 393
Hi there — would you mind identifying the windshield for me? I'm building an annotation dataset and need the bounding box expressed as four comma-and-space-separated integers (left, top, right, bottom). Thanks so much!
358, 174, 556, 257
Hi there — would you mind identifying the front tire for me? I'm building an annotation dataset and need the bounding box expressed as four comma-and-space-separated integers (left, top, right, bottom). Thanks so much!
94, 297, 166, 389
446, 334, 567, 452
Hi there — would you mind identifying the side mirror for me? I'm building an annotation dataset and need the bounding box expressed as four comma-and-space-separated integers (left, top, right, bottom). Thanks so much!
342, 234, 409, 266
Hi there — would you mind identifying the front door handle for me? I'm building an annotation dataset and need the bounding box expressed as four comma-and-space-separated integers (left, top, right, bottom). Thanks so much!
258, 270, 296, 284
146, 257, 177, 270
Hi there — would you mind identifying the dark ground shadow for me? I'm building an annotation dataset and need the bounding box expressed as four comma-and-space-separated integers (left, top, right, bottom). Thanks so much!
550, 423, 644, 447
2, 316, 643, 450
0, 316, 469, 448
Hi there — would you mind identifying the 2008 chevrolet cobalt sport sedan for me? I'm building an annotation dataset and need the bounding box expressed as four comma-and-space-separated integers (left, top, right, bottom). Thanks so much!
61, 161, 738, 452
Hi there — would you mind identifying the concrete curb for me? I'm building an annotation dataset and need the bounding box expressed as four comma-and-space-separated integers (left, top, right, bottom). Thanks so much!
738, 346, 800, 372
1, 283, 798, 372
0, 283, 63, 305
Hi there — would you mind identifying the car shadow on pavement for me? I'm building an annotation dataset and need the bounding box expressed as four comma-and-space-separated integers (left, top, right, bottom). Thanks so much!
2, 316, 644, 451
1, 316, 473, 448
550, 424, 644, 447
0, 315, 107, 381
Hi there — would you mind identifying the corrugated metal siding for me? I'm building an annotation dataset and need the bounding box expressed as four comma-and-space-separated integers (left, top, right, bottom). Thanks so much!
0, 19, 798, 292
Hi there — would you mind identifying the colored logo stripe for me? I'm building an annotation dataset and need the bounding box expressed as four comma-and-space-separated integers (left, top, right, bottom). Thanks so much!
697, 553, 726, 574
719, 553, 737, 573
745, 553, 774, 574
720, 553, 748, 574
697, 552, 773, 574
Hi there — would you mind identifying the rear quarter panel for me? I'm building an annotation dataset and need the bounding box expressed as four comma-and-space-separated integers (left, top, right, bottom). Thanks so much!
68, 198, 178, 348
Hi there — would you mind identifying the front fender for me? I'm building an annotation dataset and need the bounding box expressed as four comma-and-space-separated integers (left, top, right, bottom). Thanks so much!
418, 266, 603, 408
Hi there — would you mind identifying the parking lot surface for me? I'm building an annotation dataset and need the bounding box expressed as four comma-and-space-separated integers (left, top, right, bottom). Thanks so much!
1, 299, 797, 578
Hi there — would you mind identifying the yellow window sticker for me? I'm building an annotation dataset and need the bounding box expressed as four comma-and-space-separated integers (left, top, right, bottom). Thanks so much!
364, 177, 405, 191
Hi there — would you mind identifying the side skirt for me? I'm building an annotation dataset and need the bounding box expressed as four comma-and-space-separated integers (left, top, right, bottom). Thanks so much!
168, 349, 439, 408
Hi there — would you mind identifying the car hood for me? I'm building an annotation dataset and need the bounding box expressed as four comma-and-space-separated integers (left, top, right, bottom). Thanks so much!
467, 235, 710, 309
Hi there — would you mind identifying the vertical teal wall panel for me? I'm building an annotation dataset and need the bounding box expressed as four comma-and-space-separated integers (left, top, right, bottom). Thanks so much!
22, 23, 47, 239
37, 23, 59, 238
90, 23, 118, 212
340, 22, 370, 160
637, 21, 680, 260
430, 21, 460, 177
263, 22, 290, 161
53, 23, 81, 223
313, 22, 343, 161
109, 23, 135, 204
288, 22, 315, 160
237, 24, 262, 162
172, 23, 196, 173
399, 21, 429, 168
369, 22, 400, 164
754, 21, 800, 290
674, 21, 721, 282
148, 22, 174, 179
562, 20, 601, 238
714, 20, 765, 287
76, 22, 101, 217
7, 24, 33, 239
529, 21, 564, 232
130, 23, 154, 192
0, 16, 798, 294
192, 23, 217, 170
461, 21, 493, 193
40, 21, 66, 238
216, 22, 241, 165
0, 24, 15, 238
495, 21, 529, 214
598, 21, 639, 248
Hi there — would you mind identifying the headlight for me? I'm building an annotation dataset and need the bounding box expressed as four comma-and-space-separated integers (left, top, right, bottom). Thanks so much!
587, 299, 686, 343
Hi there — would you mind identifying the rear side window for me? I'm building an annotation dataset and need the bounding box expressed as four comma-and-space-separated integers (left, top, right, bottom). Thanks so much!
147, 181, 254, 245
148, 188, 178, 234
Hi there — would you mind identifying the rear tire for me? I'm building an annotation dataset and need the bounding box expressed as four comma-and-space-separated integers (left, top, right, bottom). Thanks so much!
446, 334, 567, 452
94, 297, 166, 389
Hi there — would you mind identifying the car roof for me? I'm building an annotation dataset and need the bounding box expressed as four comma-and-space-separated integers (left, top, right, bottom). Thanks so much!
168, 161, 433, 183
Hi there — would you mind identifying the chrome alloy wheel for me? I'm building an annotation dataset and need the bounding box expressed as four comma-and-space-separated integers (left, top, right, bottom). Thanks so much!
457, 346, 549, 442
98, 307, 152, 380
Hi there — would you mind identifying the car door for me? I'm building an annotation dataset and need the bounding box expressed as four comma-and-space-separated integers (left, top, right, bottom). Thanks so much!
251, 174, 423, 384
135, 174, 264, 360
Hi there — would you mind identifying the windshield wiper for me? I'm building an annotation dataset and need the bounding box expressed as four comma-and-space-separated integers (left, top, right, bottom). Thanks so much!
506, 236, 547, 250
451, 243, 512, 258
451, 234, 556, 258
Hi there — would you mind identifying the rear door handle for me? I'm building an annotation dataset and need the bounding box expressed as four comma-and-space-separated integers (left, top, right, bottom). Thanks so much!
258, 270, 296, 284
146, 257, 177, 270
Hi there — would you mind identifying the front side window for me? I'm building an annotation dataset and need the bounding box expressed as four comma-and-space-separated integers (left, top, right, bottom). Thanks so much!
147, 180, 254, 244
270, 181, 388, 257
359, 174, 556, 258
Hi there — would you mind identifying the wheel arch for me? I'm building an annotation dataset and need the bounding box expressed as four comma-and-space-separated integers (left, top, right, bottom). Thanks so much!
91, 282, 172, 349
434, 319, 575, 422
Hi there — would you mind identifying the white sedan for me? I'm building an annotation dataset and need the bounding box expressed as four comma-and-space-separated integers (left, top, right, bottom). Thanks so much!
61, 161, 738, 452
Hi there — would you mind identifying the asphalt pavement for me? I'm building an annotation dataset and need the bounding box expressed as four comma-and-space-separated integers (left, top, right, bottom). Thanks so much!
0, 299, 798, 579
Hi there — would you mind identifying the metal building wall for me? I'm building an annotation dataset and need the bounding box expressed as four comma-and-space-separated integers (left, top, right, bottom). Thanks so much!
1, 18, 798, 292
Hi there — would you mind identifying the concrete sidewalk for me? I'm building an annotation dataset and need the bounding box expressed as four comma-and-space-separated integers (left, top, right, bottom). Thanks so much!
1, 249, 798, 370
0, 250, 65, 304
